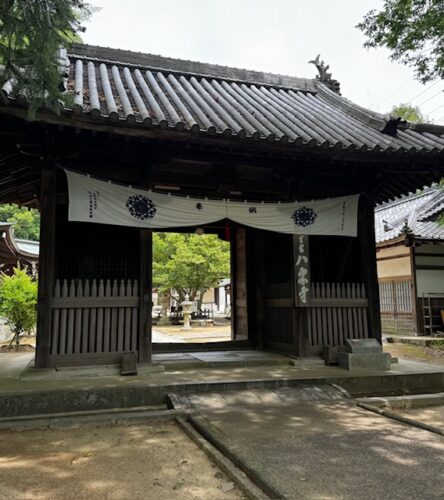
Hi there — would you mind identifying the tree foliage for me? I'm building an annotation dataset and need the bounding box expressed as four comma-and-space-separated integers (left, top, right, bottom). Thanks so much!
153, 233, 230, 303
0, 1, 94, 116
0, 204, 40, 240
357, 1, 444, 83
389, 103, 427, 122
0, 267, 37, 345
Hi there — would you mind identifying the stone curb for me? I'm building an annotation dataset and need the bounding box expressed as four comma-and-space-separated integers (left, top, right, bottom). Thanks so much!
0, 407, 190, 431
188, 414, 285, 499
176, 417, 269, 500
357, 392, 444, 409
357, 402, 444, 437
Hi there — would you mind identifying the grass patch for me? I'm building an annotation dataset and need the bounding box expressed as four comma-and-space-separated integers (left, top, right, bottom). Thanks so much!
384, 342, 444, 365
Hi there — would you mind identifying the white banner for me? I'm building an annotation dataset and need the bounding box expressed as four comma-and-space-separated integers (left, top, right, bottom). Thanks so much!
66, 170, 359, 236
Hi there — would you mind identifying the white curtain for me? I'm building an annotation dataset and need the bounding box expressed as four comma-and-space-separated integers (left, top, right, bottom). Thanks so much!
66, 170, 359, 236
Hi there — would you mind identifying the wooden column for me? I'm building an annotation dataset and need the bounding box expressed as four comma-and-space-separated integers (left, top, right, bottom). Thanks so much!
254, 231, 266, 349
410, 246, 420, 334
231, 228, 248, 340
138, 228, 152, 363
35, 166, 57, 368
360, 196, 382, 342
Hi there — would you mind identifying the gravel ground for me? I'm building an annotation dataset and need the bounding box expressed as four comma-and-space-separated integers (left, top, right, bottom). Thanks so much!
396, 405, 444, 429
0, 421, 245, 500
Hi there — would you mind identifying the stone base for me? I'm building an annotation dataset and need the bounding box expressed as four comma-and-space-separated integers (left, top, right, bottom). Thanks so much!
338, 352, 392, 371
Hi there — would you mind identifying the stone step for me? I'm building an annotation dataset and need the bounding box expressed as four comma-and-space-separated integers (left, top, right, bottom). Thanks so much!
167, 383, 350, 410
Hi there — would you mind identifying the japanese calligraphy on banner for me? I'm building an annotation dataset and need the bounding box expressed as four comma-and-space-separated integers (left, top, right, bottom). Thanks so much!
65, 170, 359, 236
295, 235, 310, 305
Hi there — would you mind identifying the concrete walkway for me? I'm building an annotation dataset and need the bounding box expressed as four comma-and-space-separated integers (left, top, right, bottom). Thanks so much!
191, 400, 444, 499
0, 353, 33, 378
152, 329, 185, 343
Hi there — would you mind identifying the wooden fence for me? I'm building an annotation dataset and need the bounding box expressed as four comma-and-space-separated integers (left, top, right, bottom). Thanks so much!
50, 278, 139, 356
308, 282, 368, 348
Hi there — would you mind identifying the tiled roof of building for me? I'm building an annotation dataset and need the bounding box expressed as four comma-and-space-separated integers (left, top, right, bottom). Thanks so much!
2, 44, 444, 154
375, 187, 444, 243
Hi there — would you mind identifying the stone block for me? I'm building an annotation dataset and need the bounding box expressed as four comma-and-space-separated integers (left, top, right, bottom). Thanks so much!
338, 352, 391, 371
322, 346, 340, 365
345, 338, 382, 353
121, 352, 137, 376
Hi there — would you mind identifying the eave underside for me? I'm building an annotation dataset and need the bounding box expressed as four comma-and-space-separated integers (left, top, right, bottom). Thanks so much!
0, 114, 443, 209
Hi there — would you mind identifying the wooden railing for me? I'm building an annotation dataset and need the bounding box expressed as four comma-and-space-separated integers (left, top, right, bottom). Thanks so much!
50, 279, 139, 356
308, 282, 368, 348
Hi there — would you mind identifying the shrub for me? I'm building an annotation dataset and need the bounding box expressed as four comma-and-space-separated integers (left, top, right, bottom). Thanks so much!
0, 267, 37, 346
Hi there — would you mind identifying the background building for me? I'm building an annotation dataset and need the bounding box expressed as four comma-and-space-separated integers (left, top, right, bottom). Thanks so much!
375, 187, 444, 336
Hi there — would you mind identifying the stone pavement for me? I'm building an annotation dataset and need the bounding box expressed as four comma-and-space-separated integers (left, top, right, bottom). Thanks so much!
189, 399, 444, 499
0, 353, 33, 378
152, 329, 185, 343
1, 351, 444, 418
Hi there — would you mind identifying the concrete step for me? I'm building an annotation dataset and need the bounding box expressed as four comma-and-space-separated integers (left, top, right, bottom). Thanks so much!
167, 383, 350, 410
358, 392, 444, 410
2, 368, 444, 419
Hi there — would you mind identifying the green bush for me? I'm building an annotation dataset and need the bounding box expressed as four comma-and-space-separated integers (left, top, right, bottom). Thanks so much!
0, 268, 37, 346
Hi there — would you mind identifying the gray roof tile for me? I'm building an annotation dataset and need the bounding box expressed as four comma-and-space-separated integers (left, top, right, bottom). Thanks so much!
2, 43, 444, 154
375, 187, 444, 243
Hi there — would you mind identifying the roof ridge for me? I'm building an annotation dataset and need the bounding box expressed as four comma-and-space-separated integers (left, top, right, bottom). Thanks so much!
68, 43, 317, 92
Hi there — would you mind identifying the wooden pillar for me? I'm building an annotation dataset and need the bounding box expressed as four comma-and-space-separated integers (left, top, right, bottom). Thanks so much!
254, 231, 266, 349
410, 246, 420, 334
231, 228, 248, 340
360, 196, 382, 342
35, 166, 57, 368
138, 228, 152, 364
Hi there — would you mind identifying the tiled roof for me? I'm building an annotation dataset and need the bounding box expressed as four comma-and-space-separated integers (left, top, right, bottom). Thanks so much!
15, 238, 39, 256
2, 44, 444, 154
375, 187, 444, 243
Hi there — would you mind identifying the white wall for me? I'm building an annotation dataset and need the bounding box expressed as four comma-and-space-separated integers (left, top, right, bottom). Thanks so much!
415, 245, 444, 296
416, 270, 444, 296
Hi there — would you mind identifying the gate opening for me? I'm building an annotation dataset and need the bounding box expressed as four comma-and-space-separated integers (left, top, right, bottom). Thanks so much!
152, 230, 233, 344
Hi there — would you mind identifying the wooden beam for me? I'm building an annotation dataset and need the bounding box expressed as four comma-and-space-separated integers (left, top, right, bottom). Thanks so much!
138, 228, 152, 364
35, 165, 56, 368
360, 196, 382, 342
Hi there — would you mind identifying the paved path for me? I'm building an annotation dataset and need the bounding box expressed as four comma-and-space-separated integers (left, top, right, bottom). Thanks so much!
189, 397, 444, 499
152, 329, 185, 343
0, 353, 33, 378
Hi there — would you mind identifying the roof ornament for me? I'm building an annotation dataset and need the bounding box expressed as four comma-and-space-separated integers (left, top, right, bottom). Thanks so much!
381, 116, 406, 137
382, 219, 392, 232
308, 54, 341, 94
400, 219, 414, 246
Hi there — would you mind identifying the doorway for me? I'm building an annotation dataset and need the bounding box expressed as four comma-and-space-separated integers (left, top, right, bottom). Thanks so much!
151, 227, 235, 347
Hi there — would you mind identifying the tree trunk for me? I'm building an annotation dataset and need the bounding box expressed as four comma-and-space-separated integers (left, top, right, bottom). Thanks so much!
197, 288, 207, 310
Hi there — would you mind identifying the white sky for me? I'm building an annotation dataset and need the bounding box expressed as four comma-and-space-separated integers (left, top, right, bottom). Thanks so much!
83, 0, 444, 124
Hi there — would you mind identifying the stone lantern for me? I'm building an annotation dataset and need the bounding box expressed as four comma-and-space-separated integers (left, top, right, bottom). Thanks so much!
181, 294, 193, 331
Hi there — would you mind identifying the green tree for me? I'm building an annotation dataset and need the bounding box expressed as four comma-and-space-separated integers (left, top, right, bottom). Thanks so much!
389, 103, 427, 122
357, 0, 444, 83
153, 233, 230, 305
0, 1, 94, 116
0, 267, 37, 346
0, 204, 40, 240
